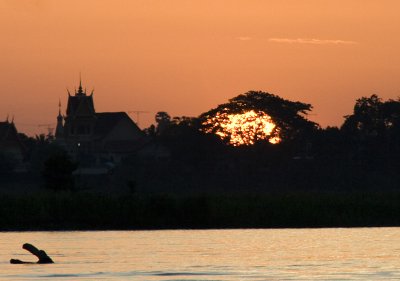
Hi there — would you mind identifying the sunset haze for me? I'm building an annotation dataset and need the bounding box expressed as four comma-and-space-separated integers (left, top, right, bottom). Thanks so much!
1, 0, 400, 135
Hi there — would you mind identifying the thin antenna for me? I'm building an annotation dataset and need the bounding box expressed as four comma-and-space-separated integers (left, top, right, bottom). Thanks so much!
127, 110, 149, 127
38, 124, 55, 136
58, 98, 62, 115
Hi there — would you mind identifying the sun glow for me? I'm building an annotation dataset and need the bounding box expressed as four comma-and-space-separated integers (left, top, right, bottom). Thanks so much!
203, 110, 281, 146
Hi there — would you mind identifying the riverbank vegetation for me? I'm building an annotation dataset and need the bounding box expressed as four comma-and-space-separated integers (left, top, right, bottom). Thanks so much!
2, 92, 400, 230
0, 190, 399, 230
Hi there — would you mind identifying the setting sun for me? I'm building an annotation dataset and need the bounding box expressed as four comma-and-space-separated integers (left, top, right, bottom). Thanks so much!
202, 110, 281, 146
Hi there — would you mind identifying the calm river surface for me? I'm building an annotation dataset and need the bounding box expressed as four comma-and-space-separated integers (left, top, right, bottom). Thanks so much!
0, 228, 399, 280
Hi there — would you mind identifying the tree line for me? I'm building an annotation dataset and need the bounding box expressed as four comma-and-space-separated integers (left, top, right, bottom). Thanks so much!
123, 91, 400, 193
2, 91, 400, 193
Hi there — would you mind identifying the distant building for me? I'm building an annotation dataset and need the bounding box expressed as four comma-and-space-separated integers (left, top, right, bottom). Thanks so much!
0, 119, 26, 171
56, 80, 146, 165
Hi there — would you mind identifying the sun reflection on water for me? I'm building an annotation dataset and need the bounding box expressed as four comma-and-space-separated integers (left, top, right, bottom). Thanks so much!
1, 228, 400, 280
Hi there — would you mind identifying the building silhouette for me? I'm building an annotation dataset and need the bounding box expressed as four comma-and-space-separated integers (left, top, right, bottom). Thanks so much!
56, 80, 145, 166
0, 118, 26, 171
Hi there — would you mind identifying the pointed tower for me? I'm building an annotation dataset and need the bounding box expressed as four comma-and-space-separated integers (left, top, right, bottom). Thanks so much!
63, 77, 96, 141
55, 99, 64, 139
76, 75, 85, 96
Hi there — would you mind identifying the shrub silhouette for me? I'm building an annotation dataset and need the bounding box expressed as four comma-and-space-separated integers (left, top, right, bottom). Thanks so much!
42, 152, 77, 191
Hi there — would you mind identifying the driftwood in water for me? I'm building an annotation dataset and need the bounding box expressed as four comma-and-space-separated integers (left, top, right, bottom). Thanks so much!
10, 243, 54, 264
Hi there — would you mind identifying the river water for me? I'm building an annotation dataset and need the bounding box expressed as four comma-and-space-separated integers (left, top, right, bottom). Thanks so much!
0, 228, 399, 280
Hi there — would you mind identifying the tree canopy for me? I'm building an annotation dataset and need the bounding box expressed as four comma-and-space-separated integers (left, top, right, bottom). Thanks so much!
342, 94, 400, 144
199, 91, 318, 145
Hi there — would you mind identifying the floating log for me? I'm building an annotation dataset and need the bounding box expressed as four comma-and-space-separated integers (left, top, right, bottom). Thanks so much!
10, 243, 54, 264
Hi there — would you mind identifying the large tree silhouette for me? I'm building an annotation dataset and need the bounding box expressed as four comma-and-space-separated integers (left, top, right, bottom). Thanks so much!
199, 91, 318, 144
342, 95, 383, 138
342, 95, 400, 142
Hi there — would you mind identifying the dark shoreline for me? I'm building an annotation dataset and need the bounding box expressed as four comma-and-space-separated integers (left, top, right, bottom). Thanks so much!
1, 190, 399, 231
1, 226, 400, 233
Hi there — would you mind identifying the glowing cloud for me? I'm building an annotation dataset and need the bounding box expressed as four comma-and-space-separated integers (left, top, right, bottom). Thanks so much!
268, 38, 357, 45
236, 36, 252, 41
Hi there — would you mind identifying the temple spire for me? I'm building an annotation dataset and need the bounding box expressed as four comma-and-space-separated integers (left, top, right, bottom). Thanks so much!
58, 99, 62, 116
78, 77, 83, 95
56, 99, 64, 139
76, 73, 86, 96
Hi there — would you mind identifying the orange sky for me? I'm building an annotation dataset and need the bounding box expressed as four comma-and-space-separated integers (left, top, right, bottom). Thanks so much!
1, 0, 400, 136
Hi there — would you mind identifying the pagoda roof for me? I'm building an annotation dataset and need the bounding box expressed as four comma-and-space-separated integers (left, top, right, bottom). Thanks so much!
0, 121, 18, 141
66, 94, 95, 116
93, 112, 142, 138
0, 121, 27, 154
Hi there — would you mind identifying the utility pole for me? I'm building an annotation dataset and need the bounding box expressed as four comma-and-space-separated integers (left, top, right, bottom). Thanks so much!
127, 111, 149, 127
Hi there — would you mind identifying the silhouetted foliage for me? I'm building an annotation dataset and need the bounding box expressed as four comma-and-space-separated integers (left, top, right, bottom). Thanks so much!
157, 115, 221, 163
1, 191, 400, 230
29, 139, 64, 175
42, 151, 77, 191
341, 95, 400, 168
5, 91, 400, 230
155, 111, 172, 135
199, 91, 319, 144
342, 94, 400, 142
143, 124, 156, 137
17, 133, 35, 159
127, 92, 400, 194
0, 152, 16, 174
